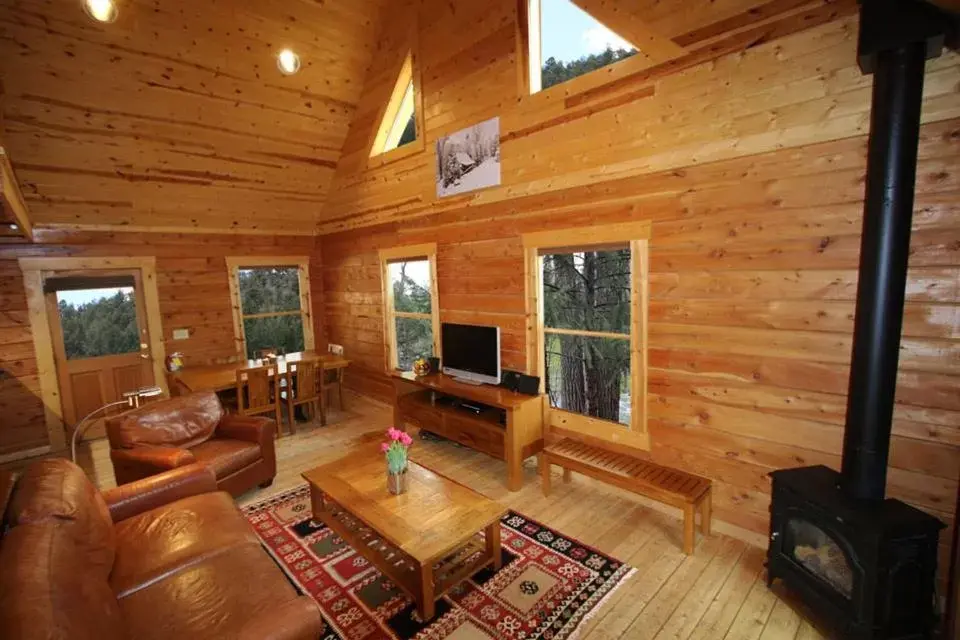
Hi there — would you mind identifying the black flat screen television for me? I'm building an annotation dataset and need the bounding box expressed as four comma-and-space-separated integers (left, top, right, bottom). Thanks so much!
440, 323, 500, 385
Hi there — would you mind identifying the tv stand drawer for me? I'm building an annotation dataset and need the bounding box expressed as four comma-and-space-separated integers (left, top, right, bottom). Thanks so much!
445, 415, 505, 459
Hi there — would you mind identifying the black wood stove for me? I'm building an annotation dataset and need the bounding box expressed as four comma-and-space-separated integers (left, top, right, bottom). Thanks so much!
766, 1, 956, 638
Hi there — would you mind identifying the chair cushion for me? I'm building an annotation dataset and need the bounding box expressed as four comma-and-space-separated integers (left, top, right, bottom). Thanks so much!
118, 543, 306, 640
108, 391, 224, 449
9, 459, 116, 576
190, 439, 262, 478
110, 492, 261, 598
0, 522, 125, 640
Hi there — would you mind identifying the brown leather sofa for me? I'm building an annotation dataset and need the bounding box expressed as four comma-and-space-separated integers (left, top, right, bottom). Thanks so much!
0, 459, 323, 640
107, 391, 276, 496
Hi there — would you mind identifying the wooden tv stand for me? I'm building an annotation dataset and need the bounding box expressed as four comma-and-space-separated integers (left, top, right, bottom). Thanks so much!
391, 372, 544, 491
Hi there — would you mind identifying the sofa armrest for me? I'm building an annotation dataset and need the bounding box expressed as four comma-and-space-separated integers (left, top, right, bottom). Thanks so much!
102, 463, 217, 523
236, 596, 324, 640
216, 414, 276, 444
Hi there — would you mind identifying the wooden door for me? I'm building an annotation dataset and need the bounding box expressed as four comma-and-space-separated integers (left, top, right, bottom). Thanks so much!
45, 270, 156, 442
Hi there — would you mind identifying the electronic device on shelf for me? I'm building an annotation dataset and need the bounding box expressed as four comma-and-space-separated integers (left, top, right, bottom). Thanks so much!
441, 322, 501, 385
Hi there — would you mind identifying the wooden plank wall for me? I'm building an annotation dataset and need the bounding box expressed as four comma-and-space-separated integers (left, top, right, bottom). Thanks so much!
0, 231, 319, 457
318, 3, 960, 574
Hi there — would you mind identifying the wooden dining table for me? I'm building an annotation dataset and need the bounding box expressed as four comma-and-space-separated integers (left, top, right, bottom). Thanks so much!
170, 351, 351, 394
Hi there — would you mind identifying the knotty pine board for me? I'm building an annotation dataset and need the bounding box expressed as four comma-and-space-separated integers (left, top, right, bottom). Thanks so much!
320, 5, 958, 232
0, 231, 320, 456
320, 117, 960, 582
0, 0, 387, 235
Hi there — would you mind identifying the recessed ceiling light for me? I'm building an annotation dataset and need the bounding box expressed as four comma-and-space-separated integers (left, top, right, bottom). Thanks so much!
8, 224, 17, 231
277, 49, 301, 75
83, 0, 118, 23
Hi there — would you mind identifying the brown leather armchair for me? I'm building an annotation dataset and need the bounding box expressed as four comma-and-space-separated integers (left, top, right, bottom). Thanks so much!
107, 391, 276, 497
0, 459, 323, 639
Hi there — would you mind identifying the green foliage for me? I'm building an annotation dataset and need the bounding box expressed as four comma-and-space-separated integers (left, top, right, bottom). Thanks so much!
541, 47, 637, 90
238, 268, 305, 359
391, 261, 433, 370
58, 291, 140, 360
243, 316, 305, 360
542, 250, 631, 425
238, 267, 300, 314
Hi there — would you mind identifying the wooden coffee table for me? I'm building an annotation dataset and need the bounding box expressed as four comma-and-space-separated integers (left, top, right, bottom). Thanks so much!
302, 448, 507, 621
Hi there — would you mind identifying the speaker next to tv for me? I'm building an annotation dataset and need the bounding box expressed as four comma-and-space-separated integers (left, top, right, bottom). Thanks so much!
516, 374, 540, 396
428, 357, 440, 373
500, 370, 521, 392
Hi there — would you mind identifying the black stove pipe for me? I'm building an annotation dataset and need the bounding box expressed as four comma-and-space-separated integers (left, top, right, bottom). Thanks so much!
839, 40, 928, 502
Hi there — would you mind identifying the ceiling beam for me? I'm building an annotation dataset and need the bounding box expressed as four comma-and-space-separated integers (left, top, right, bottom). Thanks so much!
0, 147, 34, 241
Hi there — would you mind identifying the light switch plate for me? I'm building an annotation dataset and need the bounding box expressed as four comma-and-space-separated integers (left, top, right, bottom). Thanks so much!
173, 328, 190, 340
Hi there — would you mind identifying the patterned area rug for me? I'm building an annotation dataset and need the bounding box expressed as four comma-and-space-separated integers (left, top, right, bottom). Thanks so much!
243, 484, 635, 640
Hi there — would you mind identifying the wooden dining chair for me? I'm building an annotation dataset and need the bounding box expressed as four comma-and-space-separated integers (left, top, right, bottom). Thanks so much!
284, 358, 322, 431
236, 364, 281, 433
321, 364, 345, 418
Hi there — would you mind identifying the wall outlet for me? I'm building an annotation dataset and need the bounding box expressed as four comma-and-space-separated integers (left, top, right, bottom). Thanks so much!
328, 343, 344, 355
173, 328, 190, 340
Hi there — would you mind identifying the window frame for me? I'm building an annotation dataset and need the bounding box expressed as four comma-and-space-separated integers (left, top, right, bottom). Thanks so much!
517, 0, 679, 99
367, 20, 426, 167
523, 222, 651, 450
378, 243, 441, 372
226, 256, 315, 359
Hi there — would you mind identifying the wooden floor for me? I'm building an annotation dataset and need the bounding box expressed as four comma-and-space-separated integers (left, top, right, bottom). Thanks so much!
72, 393, 830, 640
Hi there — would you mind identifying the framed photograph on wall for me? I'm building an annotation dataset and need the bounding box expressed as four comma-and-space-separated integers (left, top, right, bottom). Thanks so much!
435, 117, 501, 198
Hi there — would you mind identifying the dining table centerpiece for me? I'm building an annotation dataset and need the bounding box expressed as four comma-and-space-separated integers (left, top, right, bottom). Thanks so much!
382, 427, 413, 495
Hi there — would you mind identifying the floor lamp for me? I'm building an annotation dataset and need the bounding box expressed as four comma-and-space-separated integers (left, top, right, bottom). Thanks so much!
70, 386, 164, 462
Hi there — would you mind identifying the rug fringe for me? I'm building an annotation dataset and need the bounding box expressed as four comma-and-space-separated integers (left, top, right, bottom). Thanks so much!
565, 566, 638, 640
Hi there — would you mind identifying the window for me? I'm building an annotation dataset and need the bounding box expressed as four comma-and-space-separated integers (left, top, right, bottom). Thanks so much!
226, 258, 315, 360
524, 223, 650, 449
56, 286, 139, 359
370, 52, 422, 157
379, 244, 440, 372
525, 0, 638, 93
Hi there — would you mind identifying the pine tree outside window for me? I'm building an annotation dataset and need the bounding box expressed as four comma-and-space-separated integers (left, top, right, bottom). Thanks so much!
523, 223, 651, 449
226, 258, 315, 360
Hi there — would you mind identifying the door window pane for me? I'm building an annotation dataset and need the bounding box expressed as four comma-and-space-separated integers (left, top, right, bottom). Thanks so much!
389, 260, 432, 313
544, 333, 630, 426
542, 249, 630, 334
395, 317, 432, 371
56, 288, 140, 360
243, 316, 305, 360
238, 267, 301, 314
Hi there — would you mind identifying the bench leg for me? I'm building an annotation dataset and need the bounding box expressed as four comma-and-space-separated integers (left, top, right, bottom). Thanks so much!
562, 468, 572, 483
683, 503, 696, 554
701, 490, 712, 537
540, 453, 551, 496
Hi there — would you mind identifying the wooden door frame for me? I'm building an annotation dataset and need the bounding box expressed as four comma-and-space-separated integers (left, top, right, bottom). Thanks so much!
19, 257, 168, 454
44, 268, 154, 432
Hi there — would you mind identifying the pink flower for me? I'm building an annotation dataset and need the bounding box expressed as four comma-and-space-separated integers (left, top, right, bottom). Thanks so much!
380, 442, 390, 453
399, 432, 413, 447
387, 427, 402, 441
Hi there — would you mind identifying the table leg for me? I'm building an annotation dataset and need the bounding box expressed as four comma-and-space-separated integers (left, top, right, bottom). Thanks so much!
487, 522, 502, 571
309, 487, 326, 524
418, 562, 435, 622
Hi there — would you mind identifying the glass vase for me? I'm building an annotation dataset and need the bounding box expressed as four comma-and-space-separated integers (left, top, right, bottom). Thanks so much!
387, 468, 408, 495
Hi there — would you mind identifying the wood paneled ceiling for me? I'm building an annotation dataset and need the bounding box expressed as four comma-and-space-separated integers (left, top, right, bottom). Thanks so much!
0, 0, 385, 235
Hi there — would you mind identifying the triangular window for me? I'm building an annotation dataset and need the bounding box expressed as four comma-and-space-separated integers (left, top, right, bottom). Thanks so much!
527, 0, 638, 93
371, 53, 419, 156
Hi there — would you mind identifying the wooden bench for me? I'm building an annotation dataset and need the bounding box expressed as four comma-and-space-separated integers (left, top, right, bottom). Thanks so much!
540, 438, 712, 554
